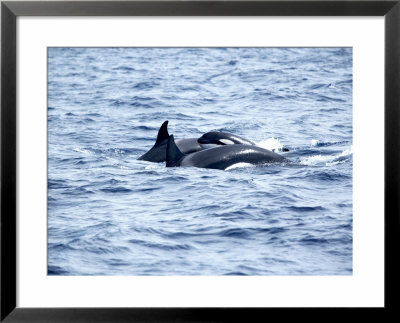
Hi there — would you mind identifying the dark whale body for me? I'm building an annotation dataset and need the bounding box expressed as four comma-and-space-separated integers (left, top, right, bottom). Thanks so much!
137, 121, 201, 162
166, 135, 288, 170
138, 121, 262, 163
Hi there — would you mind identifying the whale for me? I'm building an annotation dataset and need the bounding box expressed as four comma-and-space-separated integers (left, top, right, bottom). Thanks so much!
138, 121, 263, 163
197, 131, 255, 147
137, 121, 202, 162
166, 134, 289, 170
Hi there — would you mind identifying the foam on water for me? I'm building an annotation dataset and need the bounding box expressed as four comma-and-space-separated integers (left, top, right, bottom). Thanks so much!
311, 139, 320, 147
257, 138, 284, 152
300, 147, 353, 166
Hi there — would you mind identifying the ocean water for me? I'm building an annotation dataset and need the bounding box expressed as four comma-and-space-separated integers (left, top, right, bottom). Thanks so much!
48, 47, 352, 275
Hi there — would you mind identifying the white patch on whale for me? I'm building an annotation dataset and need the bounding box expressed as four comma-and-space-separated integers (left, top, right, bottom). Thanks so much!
225, 162, 254, 170
219, 139, 235, 145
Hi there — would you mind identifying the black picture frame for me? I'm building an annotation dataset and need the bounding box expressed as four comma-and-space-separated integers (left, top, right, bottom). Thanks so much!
1, 1, 399, 321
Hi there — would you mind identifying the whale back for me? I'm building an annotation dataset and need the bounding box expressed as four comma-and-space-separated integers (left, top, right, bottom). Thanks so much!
180, 144, 288, 170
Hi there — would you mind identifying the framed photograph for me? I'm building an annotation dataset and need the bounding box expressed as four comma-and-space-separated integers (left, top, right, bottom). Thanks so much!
1, 0, 399, 321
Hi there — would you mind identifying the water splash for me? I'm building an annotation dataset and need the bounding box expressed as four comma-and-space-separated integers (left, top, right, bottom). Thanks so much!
258, 137, 284, 152
300, 147, 353, 166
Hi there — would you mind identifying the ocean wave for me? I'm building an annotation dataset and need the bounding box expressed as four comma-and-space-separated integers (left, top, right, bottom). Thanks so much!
285, 205, 325, 212
100, 187, 132, 194
132, 81, 159, 90
112, 66, 135, 71
219, 228, 251, 239
299, 236, 329, 245
48, 179, 70, 189
84, 245, 130, 255
48, 265, 70, 275
49, 243, 76, 252
300, 147, 352, 166
128, 239, 193, 251
316, 95, 346, 102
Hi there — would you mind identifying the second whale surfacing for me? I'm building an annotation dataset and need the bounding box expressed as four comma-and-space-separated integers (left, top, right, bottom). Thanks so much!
198, 131, 255, 147
166, 134, 289, 170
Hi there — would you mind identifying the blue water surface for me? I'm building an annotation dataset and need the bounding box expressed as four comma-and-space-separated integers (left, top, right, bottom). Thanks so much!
48, 48, 352, 275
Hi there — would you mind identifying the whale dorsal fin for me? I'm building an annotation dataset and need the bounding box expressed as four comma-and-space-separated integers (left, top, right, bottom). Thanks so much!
166, 135, 185, 167
156, 120, 170, 144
